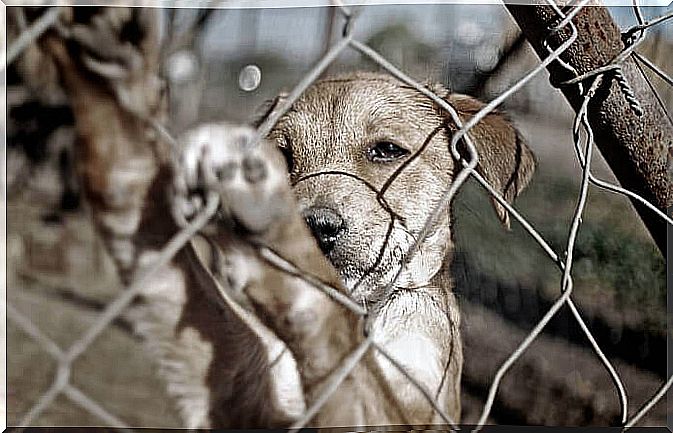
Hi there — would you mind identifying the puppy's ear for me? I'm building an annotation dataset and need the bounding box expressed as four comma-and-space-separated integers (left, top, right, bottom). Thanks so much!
252, 93, 288, 129
443, 92, 536, 229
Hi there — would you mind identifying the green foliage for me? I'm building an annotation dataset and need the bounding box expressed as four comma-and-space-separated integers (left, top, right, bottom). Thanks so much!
564, 223, 666, 308
453, 173, 666, 326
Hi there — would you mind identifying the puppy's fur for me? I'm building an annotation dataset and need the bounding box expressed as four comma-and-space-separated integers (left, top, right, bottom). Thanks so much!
31, 8, 535, 429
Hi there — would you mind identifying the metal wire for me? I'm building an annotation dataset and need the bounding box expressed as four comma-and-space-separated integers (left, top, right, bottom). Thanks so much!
288, 335, 375, 433
475, 73, 602, 431
624, 375, 673, 429
633, 51, 673, 87
7, 2, 673, 431
5, 7, 62, 67
9, 192, 220, 429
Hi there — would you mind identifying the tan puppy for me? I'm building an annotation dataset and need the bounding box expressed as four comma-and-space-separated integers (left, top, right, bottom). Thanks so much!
30, 8, 535, 429
258, 72, 536, 424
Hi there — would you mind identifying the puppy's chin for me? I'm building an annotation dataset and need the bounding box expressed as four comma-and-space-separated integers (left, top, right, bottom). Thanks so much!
329, 226, 448, 303
320, 246, 382, 299
327, 241, 408, 303
323, 250, 368, 288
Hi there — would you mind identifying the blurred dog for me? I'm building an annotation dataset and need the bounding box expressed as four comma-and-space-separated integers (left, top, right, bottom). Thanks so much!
31, 8, 535, 429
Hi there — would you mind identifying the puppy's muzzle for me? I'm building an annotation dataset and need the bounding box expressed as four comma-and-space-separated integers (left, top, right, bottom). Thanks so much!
302, 207, 345, 255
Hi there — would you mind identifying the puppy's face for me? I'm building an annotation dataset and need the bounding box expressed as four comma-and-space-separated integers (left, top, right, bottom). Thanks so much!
266, 73, 535, 301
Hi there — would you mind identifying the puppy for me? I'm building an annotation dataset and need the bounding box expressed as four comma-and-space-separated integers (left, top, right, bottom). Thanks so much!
34, 8, 535, 429
259, 72, 536, 425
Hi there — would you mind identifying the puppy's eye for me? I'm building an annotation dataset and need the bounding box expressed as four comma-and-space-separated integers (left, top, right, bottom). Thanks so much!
278, 141, 294, 172
367, 141, 410, 163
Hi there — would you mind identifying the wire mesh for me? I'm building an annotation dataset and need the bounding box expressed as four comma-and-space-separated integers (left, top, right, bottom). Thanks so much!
5, 1, 673, 432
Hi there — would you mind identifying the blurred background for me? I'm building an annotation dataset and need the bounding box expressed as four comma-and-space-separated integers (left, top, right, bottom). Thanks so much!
6, 3, 672, 427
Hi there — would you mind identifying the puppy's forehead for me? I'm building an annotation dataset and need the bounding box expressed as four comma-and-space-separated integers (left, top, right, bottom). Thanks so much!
289, 77, 434, 124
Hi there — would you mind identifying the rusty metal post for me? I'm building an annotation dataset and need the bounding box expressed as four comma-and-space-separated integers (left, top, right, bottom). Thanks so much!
506, 2, 672, 255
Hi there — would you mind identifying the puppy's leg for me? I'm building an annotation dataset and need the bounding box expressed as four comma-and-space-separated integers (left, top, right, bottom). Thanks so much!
188, 128, 431, 427
40, 10, 298, 428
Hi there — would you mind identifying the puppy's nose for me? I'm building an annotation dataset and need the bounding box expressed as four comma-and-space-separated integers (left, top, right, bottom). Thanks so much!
302, 207, 345, 255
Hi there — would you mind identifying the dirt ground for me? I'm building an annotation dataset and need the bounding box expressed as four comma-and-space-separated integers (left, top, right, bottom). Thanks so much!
7, 197, 182, 428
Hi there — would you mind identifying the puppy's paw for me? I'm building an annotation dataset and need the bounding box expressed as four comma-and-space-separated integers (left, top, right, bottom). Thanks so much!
53, 7, 161, 116
66, 9, 142, 77
171, 123, 292, 234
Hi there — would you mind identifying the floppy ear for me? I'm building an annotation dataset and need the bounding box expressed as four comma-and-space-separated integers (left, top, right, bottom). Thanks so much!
251, 93, 288, 129
439, 90, 536, 229
251, 93, 295, 172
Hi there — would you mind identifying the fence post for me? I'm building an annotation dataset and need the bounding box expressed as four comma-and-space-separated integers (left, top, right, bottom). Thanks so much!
505, 2, 672, 255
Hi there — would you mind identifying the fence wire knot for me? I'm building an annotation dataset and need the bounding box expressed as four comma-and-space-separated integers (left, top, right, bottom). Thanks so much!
612, 67, 644, 117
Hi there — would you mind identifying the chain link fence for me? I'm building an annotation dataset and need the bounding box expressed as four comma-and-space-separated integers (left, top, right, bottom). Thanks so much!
5, 1, 673, 431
